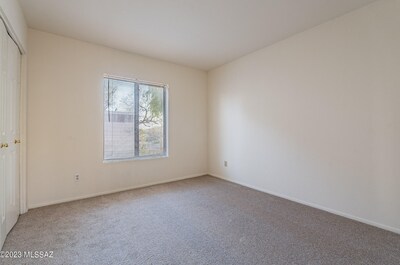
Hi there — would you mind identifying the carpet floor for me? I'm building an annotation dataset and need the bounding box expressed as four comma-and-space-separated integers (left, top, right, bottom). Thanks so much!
2, 176, 400, 265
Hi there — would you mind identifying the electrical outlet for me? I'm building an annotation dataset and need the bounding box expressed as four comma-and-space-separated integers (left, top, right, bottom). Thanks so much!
74, 174, 80, 182
224, 161, 228, 167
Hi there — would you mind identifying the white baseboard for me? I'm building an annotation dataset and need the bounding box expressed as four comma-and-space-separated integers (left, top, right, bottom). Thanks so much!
209, 173, 400, 235
28, 173, 208, 209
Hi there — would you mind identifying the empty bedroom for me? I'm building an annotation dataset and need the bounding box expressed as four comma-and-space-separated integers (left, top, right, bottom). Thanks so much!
0, 0, 399, 264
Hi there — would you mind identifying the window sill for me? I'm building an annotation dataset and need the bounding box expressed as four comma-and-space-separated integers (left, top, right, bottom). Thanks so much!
103, 154, 168, 164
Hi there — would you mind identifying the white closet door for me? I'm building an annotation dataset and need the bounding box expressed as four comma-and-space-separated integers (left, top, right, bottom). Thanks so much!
5, 35, 20, 235
0, 18, 21, 249
0, 18, 8, 249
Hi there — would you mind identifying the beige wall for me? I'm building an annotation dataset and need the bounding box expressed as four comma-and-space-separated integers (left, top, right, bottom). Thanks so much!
208, 0, 400, 233
27, 29, 208, 208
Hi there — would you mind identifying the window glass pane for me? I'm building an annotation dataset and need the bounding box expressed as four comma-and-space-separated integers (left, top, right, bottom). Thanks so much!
104, 79, 135, 160
138, 84, 164, 156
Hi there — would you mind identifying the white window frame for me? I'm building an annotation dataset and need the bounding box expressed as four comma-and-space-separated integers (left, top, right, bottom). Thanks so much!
102, 74, 169, 162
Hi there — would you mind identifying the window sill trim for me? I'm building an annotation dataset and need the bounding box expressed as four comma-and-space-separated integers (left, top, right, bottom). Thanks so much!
103, 155, 168, 164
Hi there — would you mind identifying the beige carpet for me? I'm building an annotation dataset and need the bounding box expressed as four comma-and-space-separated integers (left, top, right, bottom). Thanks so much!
2, 176, 400, 264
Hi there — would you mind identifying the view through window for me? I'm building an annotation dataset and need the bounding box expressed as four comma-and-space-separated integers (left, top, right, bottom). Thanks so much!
103, 76, 167, 160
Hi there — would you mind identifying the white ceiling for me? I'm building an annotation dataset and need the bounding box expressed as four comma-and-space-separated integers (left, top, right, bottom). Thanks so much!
19, 0, 376, 70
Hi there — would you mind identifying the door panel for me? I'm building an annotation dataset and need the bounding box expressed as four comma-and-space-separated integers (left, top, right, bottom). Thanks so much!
6, 148, 18, 234
0, 17, 7, 249
0, 154, 5, 249
5, 35, 20, 235
0, 18, 21, 249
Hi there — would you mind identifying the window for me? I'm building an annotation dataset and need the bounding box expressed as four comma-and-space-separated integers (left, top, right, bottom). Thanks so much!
103, 76, 167, 161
